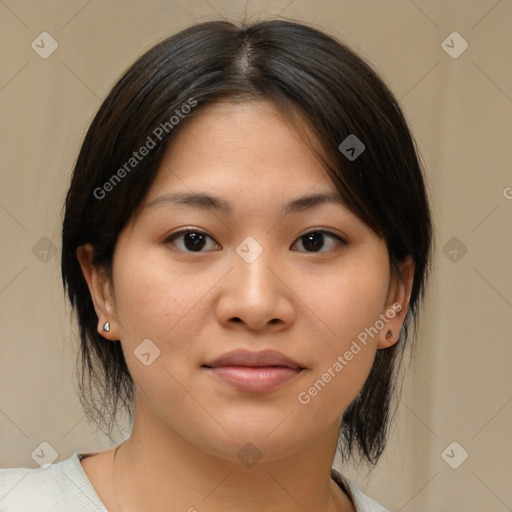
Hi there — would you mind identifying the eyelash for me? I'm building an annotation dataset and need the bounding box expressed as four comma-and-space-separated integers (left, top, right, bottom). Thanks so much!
164, 228, 346, 254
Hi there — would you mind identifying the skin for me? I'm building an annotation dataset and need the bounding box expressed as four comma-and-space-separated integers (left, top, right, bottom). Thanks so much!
77, 99, 415, 512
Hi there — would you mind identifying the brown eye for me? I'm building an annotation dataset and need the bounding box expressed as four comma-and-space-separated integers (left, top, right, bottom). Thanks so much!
165, 229, 221, 252
292, 230, 345, 253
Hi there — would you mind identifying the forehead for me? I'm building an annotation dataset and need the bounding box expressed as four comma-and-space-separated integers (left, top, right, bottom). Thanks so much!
143, 99, 335, 205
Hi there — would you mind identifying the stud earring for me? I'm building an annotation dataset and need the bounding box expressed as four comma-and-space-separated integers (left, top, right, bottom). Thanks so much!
102, 322, 110, 333
385, 329, 393, 341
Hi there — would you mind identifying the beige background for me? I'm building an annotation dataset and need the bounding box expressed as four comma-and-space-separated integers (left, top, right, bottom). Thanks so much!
1, 0, 511, 510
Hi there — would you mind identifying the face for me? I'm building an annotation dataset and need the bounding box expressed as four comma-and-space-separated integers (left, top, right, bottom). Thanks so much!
81, 99, 410, 463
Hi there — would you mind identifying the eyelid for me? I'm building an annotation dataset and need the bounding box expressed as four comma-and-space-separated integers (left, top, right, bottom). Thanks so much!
164, 227, 209, 240
164, 227, 220, 248
291, 229, 347, 252
297, 228, 347, 244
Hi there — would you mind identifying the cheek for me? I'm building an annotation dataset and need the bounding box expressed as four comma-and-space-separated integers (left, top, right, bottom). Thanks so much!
111, 242, 210, 335
293, 251, 389, 412
109, 249, 219, 409
110, 245, 218, 377
298, 249, 390, 355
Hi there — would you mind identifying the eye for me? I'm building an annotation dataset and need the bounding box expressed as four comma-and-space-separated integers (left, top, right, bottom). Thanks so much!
164, 229, 221, 252
291, 230, 345, 253
164, 228, 345, 254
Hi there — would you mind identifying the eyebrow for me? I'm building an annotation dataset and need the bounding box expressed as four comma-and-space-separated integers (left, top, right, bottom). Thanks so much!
144, 190, 346, 215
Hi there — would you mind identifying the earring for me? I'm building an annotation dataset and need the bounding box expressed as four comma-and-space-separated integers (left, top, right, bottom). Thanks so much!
102, 321, 110, 333
385, 329, 393, 342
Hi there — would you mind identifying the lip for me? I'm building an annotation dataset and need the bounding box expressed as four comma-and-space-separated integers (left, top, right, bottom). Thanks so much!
203, 349, 303, 370
202, 349, 305, 393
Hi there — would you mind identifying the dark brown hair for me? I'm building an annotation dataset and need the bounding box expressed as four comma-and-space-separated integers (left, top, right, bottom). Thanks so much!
61, 17, 433, 468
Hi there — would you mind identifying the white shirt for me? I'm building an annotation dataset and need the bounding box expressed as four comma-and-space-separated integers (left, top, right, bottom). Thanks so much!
0, 452, 390, 511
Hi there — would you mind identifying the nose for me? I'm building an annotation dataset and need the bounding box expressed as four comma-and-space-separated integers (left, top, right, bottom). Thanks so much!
214, 240, 295, 332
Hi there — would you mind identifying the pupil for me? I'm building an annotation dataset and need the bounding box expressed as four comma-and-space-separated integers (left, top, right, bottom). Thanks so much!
185, 232, 205, 251
303, 232, 324, 252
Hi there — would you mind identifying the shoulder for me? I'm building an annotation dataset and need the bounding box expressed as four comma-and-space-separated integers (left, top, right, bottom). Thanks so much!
0, 452, 108, 512
331, 467, 392, 512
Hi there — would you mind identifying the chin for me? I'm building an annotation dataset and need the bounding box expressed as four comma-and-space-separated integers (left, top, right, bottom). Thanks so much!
206, 435, 305, 465
197, 417, 309, 464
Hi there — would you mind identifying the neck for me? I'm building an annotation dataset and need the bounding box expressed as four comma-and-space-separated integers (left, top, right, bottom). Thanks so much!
111, 394, 354, 512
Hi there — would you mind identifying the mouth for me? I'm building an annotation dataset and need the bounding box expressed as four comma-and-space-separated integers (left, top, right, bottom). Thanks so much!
202, 349, 306, 393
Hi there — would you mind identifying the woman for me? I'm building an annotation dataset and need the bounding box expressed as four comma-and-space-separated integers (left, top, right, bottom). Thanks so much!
0, 18, 432, 512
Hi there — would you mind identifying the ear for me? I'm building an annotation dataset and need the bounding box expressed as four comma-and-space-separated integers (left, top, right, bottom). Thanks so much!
76, 244, 121, 341
377, 255, 415, 349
